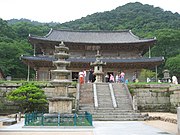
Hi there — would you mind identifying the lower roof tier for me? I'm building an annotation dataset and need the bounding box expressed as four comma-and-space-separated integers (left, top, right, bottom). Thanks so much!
21, 55, 164, 69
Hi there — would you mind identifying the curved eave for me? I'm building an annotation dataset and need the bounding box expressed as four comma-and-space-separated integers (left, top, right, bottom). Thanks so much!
21, 56, 164, 65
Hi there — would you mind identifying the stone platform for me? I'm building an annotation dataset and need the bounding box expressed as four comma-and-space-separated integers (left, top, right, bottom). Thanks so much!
0, 118, 17, 126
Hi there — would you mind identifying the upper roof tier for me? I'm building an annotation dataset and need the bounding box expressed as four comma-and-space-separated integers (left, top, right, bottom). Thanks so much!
29, 29, 156, 44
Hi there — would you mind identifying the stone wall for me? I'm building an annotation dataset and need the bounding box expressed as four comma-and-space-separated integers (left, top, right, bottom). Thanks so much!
130, 84, 180, 112
170, 86, 180, 113
0, 82, 180, 114
0, 83, 21, 114
0, 82, 76, 114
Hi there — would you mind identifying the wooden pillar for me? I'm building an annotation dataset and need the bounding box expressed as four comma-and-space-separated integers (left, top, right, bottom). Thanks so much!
48, 69, 51, 81
27, 63, 30, 81
33, 44, 36, 56
155, 65, 158, 82
149, 46, 151, 58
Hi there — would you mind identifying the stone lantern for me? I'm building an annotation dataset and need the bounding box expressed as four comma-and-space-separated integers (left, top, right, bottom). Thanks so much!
90, 50, 106, 83
162, 69, 171, 83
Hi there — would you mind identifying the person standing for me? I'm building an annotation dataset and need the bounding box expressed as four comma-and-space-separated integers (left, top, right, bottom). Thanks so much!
132, 75, 136, 83
172, 76, 178, 84
109, 74, 114, 83
120, 71, 125, 83
115, 74, 119, 83
125, 79, 129, 84
79, 70, 84, 85
83, 70, 87, 83
88, 69, 93, 83
105, 74, 109, 83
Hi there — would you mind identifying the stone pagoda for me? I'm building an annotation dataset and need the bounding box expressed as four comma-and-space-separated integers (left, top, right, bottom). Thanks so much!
49, 41, 73, 113
91, 50, 106, 83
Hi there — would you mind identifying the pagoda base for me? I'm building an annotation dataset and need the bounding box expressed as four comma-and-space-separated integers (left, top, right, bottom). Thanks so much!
95, 75, 103, 83
48, 97, 74, 113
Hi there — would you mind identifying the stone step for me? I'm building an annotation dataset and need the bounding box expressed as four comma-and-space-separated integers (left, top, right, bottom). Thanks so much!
91, 112, 141, 115
79, 100, 93, 103
97, 93, 111, 95
93, 117, 144, 121
99, 105, 113, 108
116, 101, 132, 104
116, 100, 130, 103
98, 99, 112, 102
116, 98, 130, 101
92, 114, 143, 119
92, 108, 134, 112
79, 109, 136, 114
98, 102, 112, 105
79, 104, 94, 107
98, 103, 113, 105
79, 107, 94, 110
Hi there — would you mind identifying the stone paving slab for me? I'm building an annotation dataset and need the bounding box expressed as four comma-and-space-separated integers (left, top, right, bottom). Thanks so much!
93, 121, 176, 135
0, 118, 17, 126
143, 120, 177, 135
0, 120, 176, 135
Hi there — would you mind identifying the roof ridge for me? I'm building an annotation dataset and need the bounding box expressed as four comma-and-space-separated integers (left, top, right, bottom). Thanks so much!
129, 30, 156, 40
52, 29, 130, 33
45, 28, 53, 37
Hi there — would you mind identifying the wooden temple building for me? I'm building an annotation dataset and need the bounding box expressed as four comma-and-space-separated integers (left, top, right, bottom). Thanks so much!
21, 29, 164, 81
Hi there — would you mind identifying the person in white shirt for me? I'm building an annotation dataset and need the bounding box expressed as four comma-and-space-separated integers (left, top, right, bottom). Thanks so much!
79, 71, 84, 84
172, 76, 178, 84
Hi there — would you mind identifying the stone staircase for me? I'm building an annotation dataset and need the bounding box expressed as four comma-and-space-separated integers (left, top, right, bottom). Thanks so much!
78, 83, 144, 121
96, 83, 113, 108
79, 83, 94, 111
112, 83, 133, 110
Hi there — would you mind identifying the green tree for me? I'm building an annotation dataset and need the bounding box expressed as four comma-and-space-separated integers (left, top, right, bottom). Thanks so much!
7, 83, 48, 113
165, 54, 180, 78
139, 69, 156, 82
0, 40, 33, 78
11, 22, 50, 39
151, 29, 180, 59
0, 18, 17, 40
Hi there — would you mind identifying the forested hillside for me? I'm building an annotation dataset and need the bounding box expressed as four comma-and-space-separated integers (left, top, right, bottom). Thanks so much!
0, 2, 179, 79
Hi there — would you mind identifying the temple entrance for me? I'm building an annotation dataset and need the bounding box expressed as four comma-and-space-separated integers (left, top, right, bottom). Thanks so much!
72, 72, 78, 82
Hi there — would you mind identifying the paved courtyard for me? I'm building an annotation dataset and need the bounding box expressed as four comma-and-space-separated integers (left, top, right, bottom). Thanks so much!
0, 119, 177, 135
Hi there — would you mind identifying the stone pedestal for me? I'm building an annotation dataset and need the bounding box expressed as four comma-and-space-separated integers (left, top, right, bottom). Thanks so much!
49, 98, 73, 113
94, 73, 103, 83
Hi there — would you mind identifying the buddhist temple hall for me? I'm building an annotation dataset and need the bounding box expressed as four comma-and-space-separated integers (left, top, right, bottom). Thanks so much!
21, 29, 164, 82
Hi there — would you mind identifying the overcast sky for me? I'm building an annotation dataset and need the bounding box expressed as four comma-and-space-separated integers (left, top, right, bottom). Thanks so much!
0, 0, 180, 23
